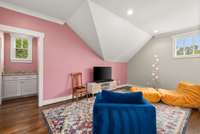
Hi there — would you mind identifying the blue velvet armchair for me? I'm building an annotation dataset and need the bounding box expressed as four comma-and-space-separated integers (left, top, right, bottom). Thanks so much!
93, 90, 156, 134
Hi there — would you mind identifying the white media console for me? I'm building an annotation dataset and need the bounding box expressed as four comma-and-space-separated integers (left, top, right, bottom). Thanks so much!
87, 80, 117, 95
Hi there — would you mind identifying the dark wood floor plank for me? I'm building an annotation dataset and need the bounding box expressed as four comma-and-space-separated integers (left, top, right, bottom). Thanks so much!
0, 96, 48, 134
186, 109, 200, 134
0, 96, 199, 134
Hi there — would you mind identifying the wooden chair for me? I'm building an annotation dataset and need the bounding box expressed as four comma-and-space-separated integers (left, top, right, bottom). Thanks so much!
71, 72, 89, 101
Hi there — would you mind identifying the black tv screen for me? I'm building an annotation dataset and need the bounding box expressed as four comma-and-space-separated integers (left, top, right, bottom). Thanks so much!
93, 67, 112, 82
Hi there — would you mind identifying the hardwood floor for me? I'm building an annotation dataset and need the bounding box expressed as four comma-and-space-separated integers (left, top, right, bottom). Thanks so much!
0, 96, 49, 134
0, 96, 200, 134
187, 109, 200, 134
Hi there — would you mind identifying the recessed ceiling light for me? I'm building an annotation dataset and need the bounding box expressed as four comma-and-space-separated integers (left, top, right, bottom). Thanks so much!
154, 30, 159, 34
127, 9, 133, 15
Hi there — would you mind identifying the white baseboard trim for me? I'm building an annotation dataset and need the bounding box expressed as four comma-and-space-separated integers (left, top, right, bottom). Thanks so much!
41, 84, 132, 106
42, 95, 72, 106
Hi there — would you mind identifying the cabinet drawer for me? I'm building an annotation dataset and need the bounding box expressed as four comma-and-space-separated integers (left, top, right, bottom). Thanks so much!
18, 75, 37, 80
3, 76, 18, 81
21, 79, 38, 95
3, 80, 19, 98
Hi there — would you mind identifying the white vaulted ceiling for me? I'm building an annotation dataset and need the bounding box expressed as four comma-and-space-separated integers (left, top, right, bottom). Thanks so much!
94, 0, 200, 35
0, 0, 199, 62
67, 1, 104, 59
87, 2, 151, 61
67, 1, 151, 61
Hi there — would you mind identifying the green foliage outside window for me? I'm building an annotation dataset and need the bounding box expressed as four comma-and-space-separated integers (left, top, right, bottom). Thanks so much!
23, 39, 28, 48
16, 38, 22, 48
175, 34, 200, 57
15, 38, 29, 59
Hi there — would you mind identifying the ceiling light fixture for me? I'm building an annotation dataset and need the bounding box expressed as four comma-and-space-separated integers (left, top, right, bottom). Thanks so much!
154, 30, 159, 34
127, 9, 133, 15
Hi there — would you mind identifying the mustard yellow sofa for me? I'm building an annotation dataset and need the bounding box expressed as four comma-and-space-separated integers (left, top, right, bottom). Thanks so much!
130, 87, 161, 103
158, 81, 200, 108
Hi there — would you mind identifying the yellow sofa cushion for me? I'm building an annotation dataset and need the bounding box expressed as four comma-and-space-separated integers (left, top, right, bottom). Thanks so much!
158, 81, 200, 108
130, 87, 161, 103
158, 89, 187, 107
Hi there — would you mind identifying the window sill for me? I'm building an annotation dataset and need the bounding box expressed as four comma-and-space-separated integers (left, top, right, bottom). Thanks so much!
173, 55, 200, 59
11, 59, 32, 63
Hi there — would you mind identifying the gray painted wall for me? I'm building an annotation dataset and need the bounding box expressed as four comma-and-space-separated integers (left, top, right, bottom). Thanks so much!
128, 32, 200, 89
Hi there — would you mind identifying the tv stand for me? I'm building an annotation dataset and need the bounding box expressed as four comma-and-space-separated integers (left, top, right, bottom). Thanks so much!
87, 80, 117, 95
95, 79, 113, 83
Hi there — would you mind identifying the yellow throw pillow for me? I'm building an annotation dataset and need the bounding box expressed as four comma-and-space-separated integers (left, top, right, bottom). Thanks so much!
130, 87, 161, 103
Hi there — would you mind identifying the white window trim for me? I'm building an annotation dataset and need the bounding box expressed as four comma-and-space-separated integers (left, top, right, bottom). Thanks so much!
10, 33, 33, 63
172, 30, 200, 58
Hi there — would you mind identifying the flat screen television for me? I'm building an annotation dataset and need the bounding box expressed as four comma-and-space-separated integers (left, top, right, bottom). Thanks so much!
93, 67, 112, 83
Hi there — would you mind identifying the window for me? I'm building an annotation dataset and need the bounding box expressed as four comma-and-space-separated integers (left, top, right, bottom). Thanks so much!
11, 33, 32, 62
173, 31, 200, 58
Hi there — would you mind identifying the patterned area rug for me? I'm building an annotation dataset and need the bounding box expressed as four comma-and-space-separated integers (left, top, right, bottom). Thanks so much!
43, 98, 191, 134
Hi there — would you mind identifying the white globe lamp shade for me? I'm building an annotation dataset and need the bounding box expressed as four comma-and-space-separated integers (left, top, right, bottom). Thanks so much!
154, 54, 158, 58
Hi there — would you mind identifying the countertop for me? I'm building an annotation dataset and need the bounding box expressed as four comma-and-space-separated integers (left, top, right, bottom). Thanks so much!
2, 72, 38, 76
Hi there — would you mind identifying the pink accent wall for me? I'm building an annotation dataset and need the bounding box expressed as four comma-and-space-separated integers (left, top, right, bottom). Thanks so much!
0, 7, 127, 100
4, 33, 38, 73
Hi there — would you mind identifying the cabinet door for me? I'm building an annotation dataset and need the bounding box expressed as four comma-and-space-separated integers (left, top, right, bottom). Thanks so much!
3, 80, 19, 98
21, 79, 37, 96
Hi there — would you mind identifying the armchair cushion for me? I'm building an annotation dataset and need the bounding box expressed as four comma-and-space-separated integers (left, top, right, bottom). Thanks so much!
101, 90, 144, 104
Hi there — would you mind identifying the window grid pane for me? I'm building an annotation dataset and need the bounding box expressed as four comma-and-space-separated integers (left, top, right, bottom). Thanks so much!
15, 37, 29, 59
16, 49, 28, 59
175, 33, 200, 57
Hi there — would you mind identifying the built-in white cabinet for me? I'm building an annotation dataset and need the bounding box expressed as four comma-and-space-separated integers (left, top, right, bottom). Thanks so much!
2, 74, 37, 99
